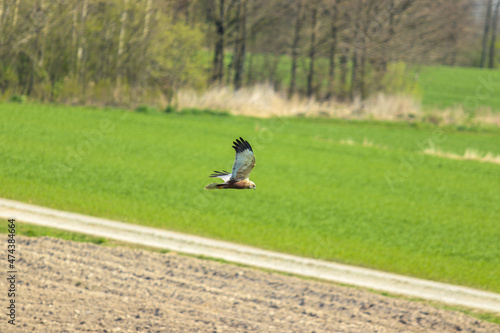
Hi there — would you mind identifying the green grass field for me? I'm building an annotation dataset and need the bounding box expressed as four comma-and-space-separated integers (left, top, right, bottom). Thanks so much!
418, 66, 500, 111
1, 103, 499, 292
9, 222, 109, 245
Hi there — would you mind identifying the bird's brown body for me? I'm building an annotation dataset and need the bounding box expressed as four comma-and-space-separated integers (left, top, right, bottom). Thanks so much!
205, 179, 255, 190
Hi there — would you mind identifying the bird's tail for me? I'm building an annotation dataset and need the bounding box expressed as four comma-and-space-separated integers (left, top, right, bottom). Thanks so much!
204, 183, 225, 190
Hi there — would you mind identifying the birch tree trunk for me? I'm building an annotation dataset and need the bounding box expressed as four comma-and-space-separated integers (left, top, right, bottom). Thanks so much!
76, 0, 88, 86
12, 0, 19, 27
117, 0, 129, 88
140, 0, 152, 86
142, 0, 152, 40
0, 0, 4, 29
72, 3, 78, 71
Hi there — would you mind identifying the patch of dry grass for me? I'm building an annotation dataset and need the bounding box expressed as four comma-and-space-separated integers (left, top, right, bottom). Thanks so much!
321, 135, 500, 165
315, 136, 388, 150
475, 110, 500, 127
423, 147, 500, 165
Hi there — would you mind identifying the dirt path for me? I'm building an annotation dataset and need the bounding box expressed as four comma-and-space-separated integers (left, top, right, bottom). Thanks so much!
1, 236, 499, 332
2, 198, 500, 314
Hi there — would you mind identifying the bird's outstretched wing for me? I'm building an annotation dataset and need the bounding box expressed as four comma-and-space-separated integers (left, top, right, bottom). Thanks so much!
230, 137, 255, 181
209, 170, 232, 182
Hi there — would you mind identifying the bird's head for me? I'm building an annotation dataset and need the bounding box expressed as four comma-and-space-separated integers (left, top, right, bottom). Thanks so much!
247, 181, 256, 190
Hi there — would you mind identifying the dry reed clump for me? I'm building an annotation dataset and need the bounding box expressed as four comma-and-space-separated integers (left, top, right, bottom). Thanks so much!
351, 93, 421, 121
177, 85, 422, 120
423, 147, 500, 165
177, 84, 320, 117
176, 84, 500, 127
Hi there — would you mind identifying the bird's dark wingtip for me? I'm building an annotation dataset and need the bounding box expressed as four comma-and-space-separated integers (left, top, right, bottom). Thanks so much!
232, 137, 253, 153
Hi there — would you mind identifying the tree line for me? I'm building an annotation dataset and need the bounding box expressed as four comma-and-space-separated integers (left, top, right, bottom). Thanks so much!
0, 0, 498, 106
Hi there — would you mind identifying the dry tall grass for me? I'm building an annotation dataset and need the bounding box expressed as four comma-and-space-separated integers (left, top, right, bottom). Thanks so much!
177, 84, 421, 120
176, 84, 500, 127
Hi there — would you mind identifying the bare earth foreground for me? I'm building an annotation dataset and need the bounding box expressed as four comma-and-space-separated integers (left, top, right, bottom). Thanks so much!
1, 237, 499, 332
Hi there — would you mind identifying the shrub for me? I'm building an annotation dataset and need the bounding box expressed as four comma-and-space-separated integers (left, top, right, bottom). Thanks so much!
135, 105, 157, 113
9, 94, 26, 103
164, 105, 176, 113
382, 61, 421, 98
178, 107, 230, 116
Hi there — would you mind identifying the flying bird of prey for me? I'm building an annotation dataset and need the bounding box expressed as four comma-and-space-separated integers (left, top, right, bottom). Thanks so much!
205, 137, 256, 190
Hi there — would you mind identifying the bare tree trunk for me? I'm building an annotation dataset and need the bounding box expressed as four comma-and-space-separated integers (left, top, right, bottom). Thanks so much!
288, 0, 304, 98
226, 53, 234, 86
326, 1, 338, 99
350, 0, 364, 101
233, 0, 247, 90
359, 36, 367, 100
185, 0, 191, 25
212, 0, 225, 85
117, 0, 129, 88
350, 50, 357, 101
488, 0, 500, 68
306, 4, 318, 98
380, 1, 395, 72
339, 51, 348, 100
480, 0, 493, 68
448, 9, 459, 66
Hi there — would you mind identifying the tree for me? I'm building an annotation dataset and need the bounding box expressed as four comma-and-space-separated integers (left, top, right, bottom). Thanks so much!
116, 0, 129, 89
480, 0, 493, 68
325, 0, 340, 99
489, 0, 500, 68
306, 1, 319, 98
233, 0, 247, 90
288, 0, 305, 98
208, 0, 238, 85
76, 0, 88, 86
0, 0, 492, 106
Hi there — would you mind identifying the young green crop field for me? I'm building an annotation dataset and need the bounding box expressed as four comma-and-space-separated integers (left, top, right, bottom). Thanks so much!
1, 103, 499, 292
